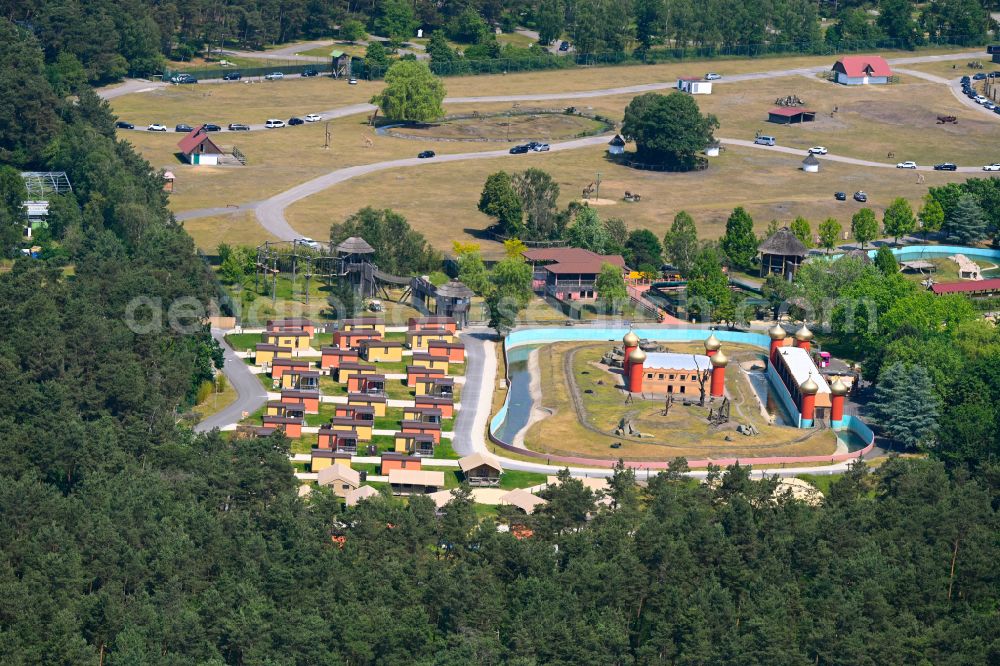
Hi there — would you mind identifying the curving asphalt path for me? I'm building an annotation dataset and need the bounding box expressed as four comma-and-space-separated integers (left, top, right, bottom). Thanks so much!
252, 134, 612, 239
194, 329, 268, 433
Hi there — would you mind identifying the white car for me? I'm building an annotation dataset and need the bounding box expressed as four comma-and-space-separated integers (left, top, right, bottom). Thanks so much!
975, 95, 988, 104
297, 237, 322, 250
705, 72, 722, 80
896, 161, 917, 169
808, 146, 828, 155
264, 119, 285, 128
983, 163, 1000, 171
147, 123, 167, 132
532, 143, 550, 152
264, 72, 284, 80
304, 113, 323, 122
986, 102, 997, 110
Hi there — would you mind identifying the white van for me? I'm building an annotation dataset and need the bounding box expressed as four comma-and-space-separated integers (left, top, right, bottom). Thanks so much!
754, 135, 776, 146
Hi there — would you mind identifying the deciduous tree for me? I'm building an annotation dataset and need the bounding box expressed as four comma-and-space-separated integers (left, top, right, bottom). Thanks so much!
621, 92, 718, 170
882, 197, 916, 244
370, 61, 446, 122
596, 262, 628, 313
818, 217, 842, 254
851, 208, 878, 248
720, 207, 757, 270
478, 171, 523, 237
663, 211, 699, 276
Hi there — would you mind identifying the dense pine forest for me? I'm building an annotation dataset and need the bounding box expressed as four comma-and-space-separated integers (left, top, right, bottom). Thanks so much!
0, 0, 994, 82
1, 13, 1000, 665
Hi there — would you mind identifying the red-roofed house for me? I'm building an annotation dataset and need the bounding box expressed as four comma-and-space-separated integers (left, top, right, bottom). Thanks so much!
177, 125, 224, 165
831, 56, 892, 85
522, 247, 627, 301
930, 278, 1000, 297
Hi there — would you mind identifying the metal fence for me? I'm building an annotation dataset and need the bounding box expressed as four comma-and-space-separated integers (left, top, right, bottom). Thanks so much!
161, 57, 328, 82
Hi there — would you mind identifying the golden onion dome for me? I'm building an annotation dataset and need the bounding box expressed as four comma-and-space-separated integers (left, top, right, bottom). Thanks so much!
794, 324, 814, 342
800, 374, 819, 395
628, 347, 647, 364
704, 333, 722, 351
623, 330, 640, 347
830, 378, 848, 396
710, 349, 728, 367
767, 323, 787, 340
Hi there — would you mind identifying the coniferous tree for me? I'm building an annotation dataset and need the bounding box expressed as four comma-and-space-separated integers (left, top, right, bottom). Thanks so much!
943, 193, 987, 244
872, 362, 940, 449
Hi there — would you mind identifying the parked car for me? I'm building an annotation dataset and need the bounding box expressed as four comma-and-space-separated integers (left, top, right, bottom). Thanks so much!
986, 102, 996, 110
983, 163, 1000, 171
348, 77, 358, 84
288, 117, 304, 125
222, 72, 242, 81
854, 191, 868, 202
297, 238, 322, 250
559, 41, 570, 51
301, 69, 319, 77
973, 73, 987, 80
975, 95, 988, 104
175, 123, 193, 133
705, 72, 722, 80
228, 123, 250, 131
147, 123, 167, 132
509, 144, 530, 154
264, 72, 284, 80
896, 160, 918, 169
808, 146, 827, 155
754, 135, 776, 146
304, 113, 323, 122
115, 121, 134, 129
264, 119, 285, 128
961, 75, 971, 83
203, 123, 221, 132
170, 73, 197, 84
835, 191, 847, 201
933, 162, 957, 171
417, 150, 436, 159
532, 143, 550, 152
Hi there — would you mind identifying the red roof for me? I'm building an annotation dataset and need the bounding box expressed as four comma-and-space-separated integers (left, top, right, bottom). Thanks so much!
176, 125, 222, 156
522, 247, 627, 274
833, 55, 892, 78
930, 278, 1000, 295
768, 107, 816, 117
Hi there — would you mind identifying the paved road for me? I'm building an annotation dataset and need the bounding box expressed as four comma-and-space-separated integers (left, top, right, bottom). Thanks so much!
102, 49, 987, 131
194, 329, 268, 433
221, 40, 333, 61
252, 134, 611, 239
453, 330, 494, 456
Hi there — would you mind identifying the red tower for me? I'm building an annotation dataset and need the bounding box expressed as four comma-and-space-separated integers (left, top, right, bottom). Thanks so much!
622, 331, 639, 380
767, 323, 787, 363
704, 333, 721, 358
830, 378, 847, 423
627, 348, 646, 393
794, 324, 814, 354
710, 349, 728, 397
799, 374, 819, 426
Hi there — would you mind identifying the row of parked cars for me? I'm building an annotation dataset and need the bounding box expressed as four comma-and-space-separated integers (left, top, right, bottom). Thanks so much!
510, 141, 550, 154
961, 75, 1000, 114
116, 114, 326, 132
170, 69, 354, 84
